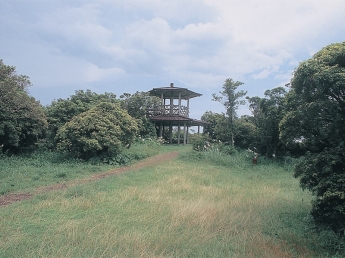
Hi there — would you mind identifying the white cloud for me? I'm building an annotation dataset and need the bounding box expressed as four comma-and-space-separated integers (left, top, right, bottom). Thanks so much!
174, 22, 223, 41
36, 3, 113, 46
85, 63, 125, 83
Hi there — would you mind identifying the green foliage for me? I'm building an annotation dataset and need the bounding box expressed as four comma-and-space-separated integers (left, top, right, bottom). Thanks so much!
247, 87, 287, 157
202, 111, 256, 150
294, 148, 345, 233
191, 134, 238, 156
201, 111, 219, 139
211, 78, 247, 146
120, 91, 160, 120
0, 60, 47, 154
137, 118, 157, 139
233, 116, 257, 149
120, 91, 161, 138
126, 137, 163, 159
218, 143, 237, 155
191, 134, 211, 151
201, 111, 231, 142
212, 78, 247, 123
100, 137, 163, 165
55, 102, 138, 159
45, 90, 118, 147
281, 42, 345, 232
100, 153, 130, 165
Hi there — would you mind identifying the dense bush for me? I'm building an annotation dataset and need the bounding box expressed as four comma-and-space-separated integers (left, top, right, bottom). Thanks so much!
120, 91, 161, 138
201, 111, 257, 150
281, 42, 345, 233
191, 135, 238, 156
201, 111, 231, 142
0, 60, 47, 154
191, 134, 211, 151
55, 102, 138, 159
294, 148, 345, 233
45, 90, 118, 147
218, 144, 237, 155
233, 116, 256, 150
247, 87, 287, 158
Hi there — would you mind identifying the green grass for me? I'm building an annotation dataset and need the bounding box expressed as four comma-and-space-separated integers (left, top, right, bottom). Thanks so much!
0, 140, 176, 195
0, 147, 344, 257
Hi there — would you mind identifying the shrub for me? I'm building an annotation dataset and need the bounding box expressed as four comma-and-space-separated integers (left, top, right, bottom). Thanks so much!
283, 42, 345, 233
218, 144, 237, 155
55, 102, 138, 159
0, 60, 47, 154
191, 135, 211, 151
44, 90, 118, 148
294, 148, 345, 233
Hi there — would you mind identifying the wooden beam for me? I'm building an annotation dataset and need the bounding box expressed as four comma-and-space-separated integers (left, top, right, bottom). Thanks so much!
178, 92, 181, 115
170, 97, 173, 115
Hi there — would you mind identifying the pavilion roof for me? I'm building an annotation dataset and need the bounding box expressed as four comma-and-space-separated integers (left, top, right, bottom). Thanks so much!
149, 86, 202, 99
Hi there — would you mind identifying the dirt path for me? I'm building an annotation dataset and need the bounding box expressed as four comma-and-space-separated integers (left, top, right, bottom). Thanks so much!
0, 151, 179, 207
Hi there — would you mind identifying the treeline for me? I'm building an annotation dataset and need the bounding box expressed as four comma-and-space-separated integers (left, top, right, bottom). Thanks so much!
202, 83, 290, 158
201, 42, 345, 234
0, 59, 161, 159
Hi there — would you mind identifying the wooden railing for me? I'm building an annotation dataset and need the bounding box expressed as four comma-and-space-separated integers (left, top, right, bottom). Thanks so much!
147, 105, 189, 117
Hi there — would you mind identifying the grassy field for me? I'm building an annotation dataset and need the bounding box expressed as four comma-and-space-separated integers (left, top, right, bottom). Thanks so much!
0, 146, 344, 257
0, 139, 176, 195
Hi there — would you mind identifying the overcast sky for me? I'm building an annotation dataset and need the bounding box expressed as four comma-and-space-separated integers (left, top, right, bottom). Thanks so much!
1, 0, 344, 118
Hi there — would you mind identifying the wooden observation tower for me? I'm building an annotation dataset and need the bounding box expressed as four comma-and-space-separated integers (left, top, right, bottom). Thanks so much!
147, 83, 208, 144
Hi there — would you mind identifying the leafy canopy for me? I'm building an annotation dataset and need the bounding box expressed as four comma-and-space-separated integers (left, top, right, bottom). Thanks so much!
212, 78, 247, 123
0, 60, 47, 154
212, 78, 247, 145
247, 87, 287, 157
280, 42, 345, 232
120, 91, 161, 138
55, 102, 138, 159
45, 90, 118, 146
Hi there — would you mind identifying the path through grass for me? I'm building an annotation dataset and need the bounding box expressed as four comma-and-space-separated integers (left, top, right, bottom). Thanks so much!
0, 147, 343, 257
0, 141, 179, 195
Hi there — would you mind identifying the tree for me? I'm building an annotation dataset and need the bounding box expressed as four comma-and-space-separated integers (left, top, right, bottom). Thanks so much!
0, 60, 47, 153
201, 111, 231, 142
212, 78, 247, 145
45, 90, 118, 147
247, 87, 287, 157
120, 91, 161, 138
233, 116, 257, 150
55, 102, 138, 159
280, 42, 345, 232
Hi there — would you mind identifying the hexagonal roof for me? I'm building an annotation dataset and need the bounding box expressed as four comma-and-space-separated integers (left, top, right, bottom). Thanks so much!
149, 86, 202, 99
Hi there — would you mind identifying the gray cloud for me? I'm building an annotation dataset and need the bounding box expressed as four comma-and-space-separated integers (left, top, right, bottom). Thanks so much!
1, 0, 345, 117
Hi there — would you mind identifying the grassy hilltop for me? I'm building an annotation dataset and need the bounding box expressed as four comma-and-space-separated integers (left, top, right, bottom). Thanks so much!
0, 145, 344, 257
